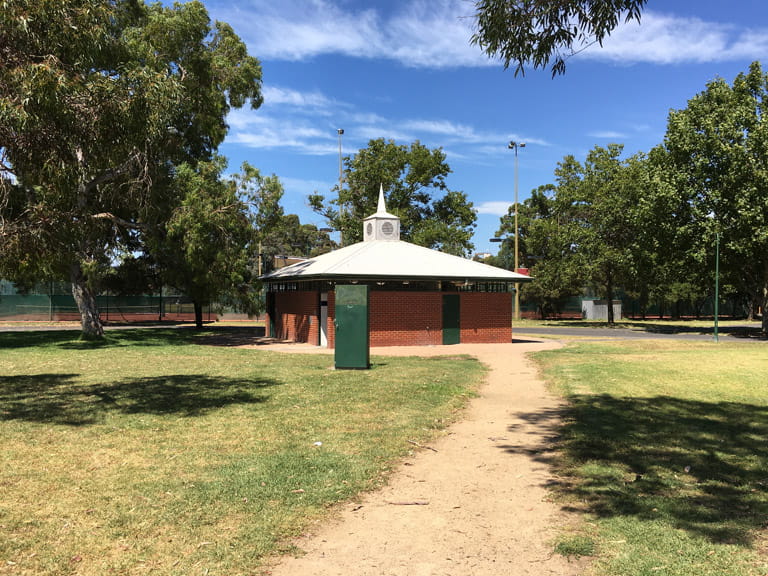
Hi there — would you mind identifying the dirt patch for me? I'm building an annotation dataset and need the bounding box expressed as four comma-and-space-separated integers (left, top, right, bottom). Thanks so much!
253, 340, 584, 576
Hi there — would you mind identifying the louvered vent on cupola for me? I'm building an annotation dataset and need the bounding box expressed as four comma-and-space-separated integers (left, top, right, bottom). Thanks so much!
363, 184, 400, 242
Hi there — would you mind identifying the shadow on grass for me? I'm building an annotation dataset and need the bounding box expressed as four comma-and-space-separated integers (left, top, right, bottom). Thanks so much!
194, 326, 270, 347
623, 322, 765, 339
0, 326, 271, 350
0, 328, 195, 350
0, 373, 276, 425
539, 320, 766, 339
505, 395, 768, 547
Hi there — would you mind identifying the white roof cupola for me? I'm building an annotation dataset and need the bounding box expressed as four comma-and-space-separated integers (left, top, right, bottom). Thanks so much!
363, 184, 400, 242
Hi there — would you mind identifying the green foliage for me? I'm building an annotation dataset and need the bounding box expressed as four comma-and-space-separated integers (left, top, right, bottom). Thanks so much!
101, 254, 160, 296
471, 0, 647, 76
157, 159, 281, 326
0, 0, 263, 337
659, 61, 768, 331
515, 185, 585, 317
489, 62, 768, 327
309, 138, 476, 256
258, 213, 336, 274
498, 145, 652, 321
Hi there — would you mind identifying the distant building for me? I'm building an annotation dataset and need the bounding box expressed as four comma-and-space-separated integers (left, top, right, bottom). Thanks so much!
260, 187, 532, 347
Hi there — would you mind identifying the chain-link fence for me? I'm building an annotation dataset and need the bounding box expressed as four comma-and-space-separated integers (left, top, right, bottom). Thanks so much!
0, 280, 213, 322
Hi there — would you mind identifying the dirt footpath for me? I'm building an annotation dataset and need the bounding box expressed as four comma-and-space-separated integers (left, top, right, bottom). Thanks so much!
264, 339, 581, 576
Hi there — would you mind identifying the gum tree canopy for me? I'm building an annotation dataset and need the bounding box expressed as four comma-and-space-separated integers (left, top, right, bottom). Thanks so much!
309, 138, 477, 257
471, 0, 647, 76
660, 62, 768, 333
0, 0, 262, 337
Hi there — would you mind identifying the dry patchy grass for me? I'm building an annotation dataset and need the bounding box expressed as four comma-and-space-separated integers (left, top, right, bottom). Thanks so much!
0, 328, 483, 575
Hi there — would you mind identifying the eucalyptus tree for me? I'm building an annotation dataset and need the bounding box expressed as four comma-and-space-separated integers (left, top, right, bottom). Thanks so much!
258, 214, 337, 275
0, 0, 262, 337
563, 145, 651, 323
660, 62, 768, 331
498, 146, 650, 322
471, 0, 647, 76
494, 185, 585, 318
157, 160, 282, 329
309, 138, 477, 256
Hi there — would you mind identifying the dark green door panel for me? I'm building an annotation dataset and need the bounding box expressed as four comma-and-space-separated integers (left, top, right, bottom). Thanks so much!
334, 285, 370, 369
266, 292, 276, 338
442, 294, 460, 345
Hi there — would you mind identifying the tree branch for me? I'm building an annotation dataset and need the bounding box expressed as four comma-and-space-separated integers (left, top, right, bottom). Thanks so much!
82, 149, 149, 196
91, 212, 146, 231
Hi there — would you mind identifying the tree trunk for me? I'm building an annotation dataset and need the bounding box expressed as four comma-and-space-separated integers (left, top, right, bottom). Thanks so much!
194, 301, 204, 329
70, 262, 104, 338
761, 276, 768, 335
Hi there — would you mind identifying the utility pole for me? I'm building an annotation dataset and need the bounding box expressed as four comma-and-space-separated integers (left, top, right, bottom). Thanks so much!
337, 128, 344, 246
508, 140, 526, 321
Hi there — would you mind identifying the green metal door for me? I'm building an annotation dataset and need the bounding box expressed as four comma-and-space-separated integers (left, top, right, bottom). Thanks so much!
334, 285, 370, 369
266, 292, 276, 338
442, 294, 460, 345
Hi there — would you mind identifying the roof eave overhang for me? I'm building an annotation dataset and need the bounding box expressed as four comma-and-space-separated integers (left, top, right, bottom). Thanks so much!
261, 273, 533, 283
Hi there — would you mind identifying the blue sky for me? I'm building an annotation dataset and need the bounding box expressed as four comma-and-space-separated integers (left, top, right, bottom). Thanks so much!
204, 0, 768, 255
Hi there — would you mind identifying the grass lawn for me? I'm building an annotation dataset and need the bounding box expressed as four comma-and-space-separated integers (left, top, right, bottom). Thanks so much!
516, 317, 765, 336
0, 328, 483, 575
534, 340, 768, 576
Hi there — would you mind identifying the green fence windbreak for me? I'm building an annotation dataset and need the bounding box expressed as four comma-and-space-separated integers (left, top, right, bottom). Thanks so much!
0, 281, 212, 322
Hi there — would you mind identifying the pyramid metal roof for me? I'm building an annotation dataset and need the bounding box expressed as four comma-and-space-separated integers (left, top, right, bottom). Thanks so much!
261, 187, 531, 283
261, 239, 530, 283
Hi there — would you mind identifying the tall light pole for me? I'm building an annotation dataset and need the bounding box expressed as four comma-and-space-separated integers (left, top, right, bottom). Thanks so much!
508, 140, 525, 320
337, 128, 344, 246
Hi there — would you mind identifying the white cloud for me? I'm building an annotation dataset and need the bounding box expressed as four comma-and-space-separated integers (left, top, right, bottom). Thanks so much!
215, 0, 383, 61
589, 130, 628, 140
385, 0, 488, 68
208, 0, 489, 69
209, 3, 768, 69
349, 112, 388, 125
587, 12, 768, 64
730, 29, 768, 59
355, 124, 413, 143
227, 107, 335, 154
231, 130, 338, 155
475, 201, 512, 216
226, 84, 549, 160
262, 86, 336, 110
229, 106, 549, 164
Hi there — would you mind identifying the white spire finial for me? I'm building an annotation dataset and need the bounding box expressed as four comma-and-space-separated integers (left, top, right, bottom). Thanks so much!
363, 183, 401, 242
376, 184, 386, 214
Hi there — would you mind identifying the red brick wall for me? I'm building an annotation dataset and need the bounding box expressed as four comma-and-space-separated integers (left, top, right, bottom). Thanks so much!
273, 291, 319, 344
460, 292, 512, 343
271, 289, 512, 348
369, 291, 443, 346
